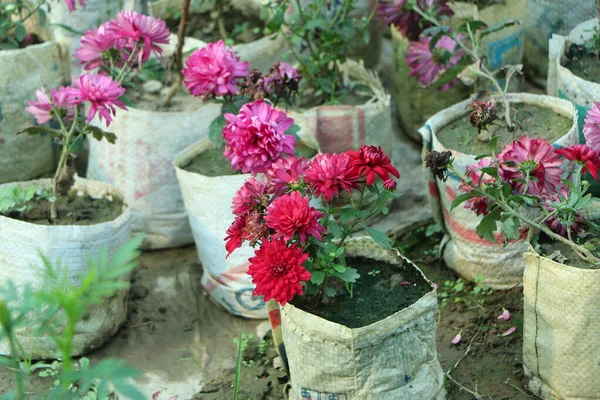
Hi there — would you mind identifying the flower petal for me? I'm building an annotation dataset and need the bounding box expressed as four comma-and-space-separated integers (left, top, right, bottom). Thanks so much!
501, 326, 517, 337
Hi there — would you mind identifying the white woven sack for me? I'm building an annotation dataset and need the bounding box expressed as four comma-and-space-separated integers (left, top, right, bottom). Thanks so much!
523, 251, 600, 399
524, 0, 595, 81
174, 138, 266, 319
290, 59, 392, 154
548, 19, 600, 140
419, 93, 579, 289
0, 42, 70, 184
0, 177, 132, 359
281, 237, 445, 400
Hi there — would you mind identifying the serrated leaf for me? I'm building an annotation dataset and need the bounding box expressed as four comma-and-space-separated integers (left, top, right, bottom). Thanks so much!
501, 216, 519, 240
430, 63, 468, 90
361, 224, 391, 249
208, 114, 226, 147
328, 221, 342, 238
476, 208, 501, 242
334, 267, 360, 283
310, 271, 325, 285
17, 126, 49, 136
266, 8, 284, 32
451, 192, 477, 211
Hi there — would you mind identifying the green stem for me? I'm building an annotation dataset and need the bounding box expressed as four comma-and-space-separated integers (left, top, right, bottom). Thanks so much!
20, 0, 44, 24
50, 105, 78, 222
115, 42, 140, 84
8, 336, 24, 399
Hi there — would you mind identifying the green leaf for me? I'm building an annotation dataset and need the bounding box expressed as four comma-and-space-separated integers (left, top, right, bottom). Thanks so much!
310, 271, 325, 285
450, 192, 478, 211
340, 207, 360, 223
328, 221, 342, 238
360, 224, 392, 249
46, 22, 85, 35
430, 63, 468, 90
333, 264, 346, 273
459, 19, 488, 33
335, 267, 360, 283
323, 286, 337, 297
38, 8, 46, 26
17, 126, 50, 136
266, 8, 284, 32
14, 23, 26, 42
501, 216, 519, 241
22, 185, 37, 202
86, 126, 117, 144
476, 208, 501, 242
208, 114, 226, 147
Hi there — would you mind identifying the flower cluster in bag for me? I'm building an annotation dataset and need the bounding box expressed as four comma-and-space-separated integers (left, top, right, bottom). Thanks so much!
427, 101, 600, 265
226, 145, 400, 305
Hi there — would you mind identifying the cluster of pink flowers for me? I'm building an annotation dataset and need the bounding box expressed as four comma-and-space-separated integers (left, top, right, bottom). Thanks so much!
182, 40, 249, 99
75, 11, 170, 71
376, 0, 452, 41
225, 145, 399, 305
26, 73, 127, 127
459, 135, 600, 235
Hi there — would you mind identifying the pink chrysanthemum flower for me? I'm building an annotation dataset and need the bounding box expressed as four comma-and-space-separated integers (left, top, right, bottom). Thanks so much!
65, 74, 127, 126
106, 11, 170, 66
583, 103, 600, 150
75, 23, 117, 70
26, 87, 76, 125
248, 238, 311, 305
376, 0, 452, 41
459, 158, 495, 216
64, 0, 85, 11
498, 136, 563, 196
383, 179, 397, 191
406, 35, 464, 91
183, 40, 249, 99
555, 144, 600, 180
542, 188, 583, 236
304, 153, 359, 202
347, 145, 400, 186
223, 100, 295, 174
265, 191, 325, 244
267, 157, 309, 195
232, 177, 271, 216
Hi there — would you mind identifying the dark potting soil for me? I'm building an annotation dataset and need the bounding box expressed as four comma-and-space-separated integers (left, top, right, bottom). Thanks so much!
167, 8, 265, 46
5, 195, 123, 226
125, 84, 205, 113
292, 256, 431, 328
437, 103, 573, 155
564, 43, 600, 84
538, 233, 600, 270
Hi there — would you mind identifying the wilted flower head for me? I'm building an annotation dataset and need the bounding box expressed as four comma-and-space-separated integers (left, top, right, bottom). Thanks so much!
75, 23, 118, 71
183, 40, 249, 99
583, 102, 600, 150
459, 158, 495, 216
240, 70, 270, 100
425, 150, 452, 181
266, 62, 301, 100
499, 136, 562, 196
376, 0, 452, 41
347, 145, 400, 185
65, 74, 127, 126
406, 35, 464, 91
26, 87, 76, 125
232, 177, 271, 216
468, 101, 497, 133
223, 100, 295, 174
267, 157, 309, 195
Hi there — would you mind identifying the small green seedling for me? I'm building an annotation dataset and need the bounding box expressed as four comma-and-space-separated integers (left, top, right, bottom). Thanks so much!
0, 185, 47, 216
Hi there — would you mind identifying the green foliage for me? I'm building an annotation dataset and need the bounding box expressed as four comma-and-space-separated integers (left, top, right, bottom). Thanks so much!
0, 185, 48, 216
0, 1, 48, 49
0, 235, 145, 399
438, 275, 493, 308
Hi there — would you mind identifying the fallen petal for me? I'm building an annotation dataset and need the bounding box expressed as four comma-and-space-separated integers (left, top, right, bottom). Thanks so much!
502, 326, 517, 337
451, 332, 462, 345
497, 308, 511, 321
432, 282, 440, 289
400, 281, 410, 286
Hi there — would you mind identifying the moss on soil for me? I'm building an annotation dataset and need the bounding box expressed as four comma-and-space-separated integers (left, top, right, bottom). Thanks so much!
437, 103, 572, 155
564, 44, 600, 84
6, 195, 123, 226
292, 256, 431, 328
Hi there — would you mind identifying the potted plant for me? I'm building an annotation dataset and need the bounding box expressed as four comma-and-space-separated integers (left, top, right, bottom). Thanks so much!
264, 0, 392, 155
401, 2, 579, 288
0, 17, 166, 357
429, 133, 600, 398
225, 145, 445, 398
0, 0, 77, 184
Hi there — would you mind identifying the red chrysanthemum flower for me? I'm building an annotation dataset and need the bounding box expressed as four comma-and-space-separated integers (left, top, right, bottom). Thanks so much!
347, 145, 400, 186
225, 214, 246, 256
248, 238, 310, 305
583, 102, 600, 150
383, 179, 397, 191
304, 153, 359, 202
555, 144, 600, 180
224, 211, 269, 256
498, 136, 563, 196
232, 177, 271, 216
459, 158, 495, 216
264, 191, 325, 243
266, 157, 309, 195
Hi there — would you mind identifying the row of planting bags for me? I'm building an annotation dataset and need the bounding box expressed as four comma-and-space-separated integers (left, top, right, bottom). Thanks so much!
0, 1, 596, 399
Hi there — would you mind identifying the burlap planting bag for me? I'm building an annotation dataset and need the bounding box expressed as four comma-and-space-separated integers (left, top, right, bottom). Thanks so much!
523, 250, 600, 399
0, 178, 132, 359
419, 93, 578, 289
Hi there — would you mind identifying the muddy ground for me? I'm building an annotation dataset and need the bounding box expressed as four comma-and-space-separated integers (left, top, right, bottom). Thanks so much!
0, 37, 542, 399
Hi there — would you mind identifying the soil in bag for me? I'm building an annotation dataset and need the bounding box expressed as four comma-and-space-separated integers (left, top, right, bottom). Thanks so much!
437, 103, 572, 155
537, 232, 600, 270
292, 256, 431, 328
564, 43, 600, 85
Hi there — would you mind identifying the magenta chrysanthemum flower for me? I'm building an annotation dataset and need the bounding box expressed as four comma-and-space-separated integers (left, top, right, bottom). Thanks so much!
183, 40, 249, 99
75, 23, 117, 70
383, 179, 397, 191
267, 157, 309, 195
406, 35, 464, 91
583, 102, 600, 150
459, 158, 495, 216
555, 144, 600, 180
499, 136, 563, 196
376, 0, 452, 41
232, 177, 271, 216
347, 145, 400, 186
106, 11, 170, 66
265, 191, 325, 244
248, 238, 310, 305
26, 87, 76, 125
65, 74, 127, 126
304, 153, 359, 202
64, 0, 85, 11
223, 100, 295, 174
